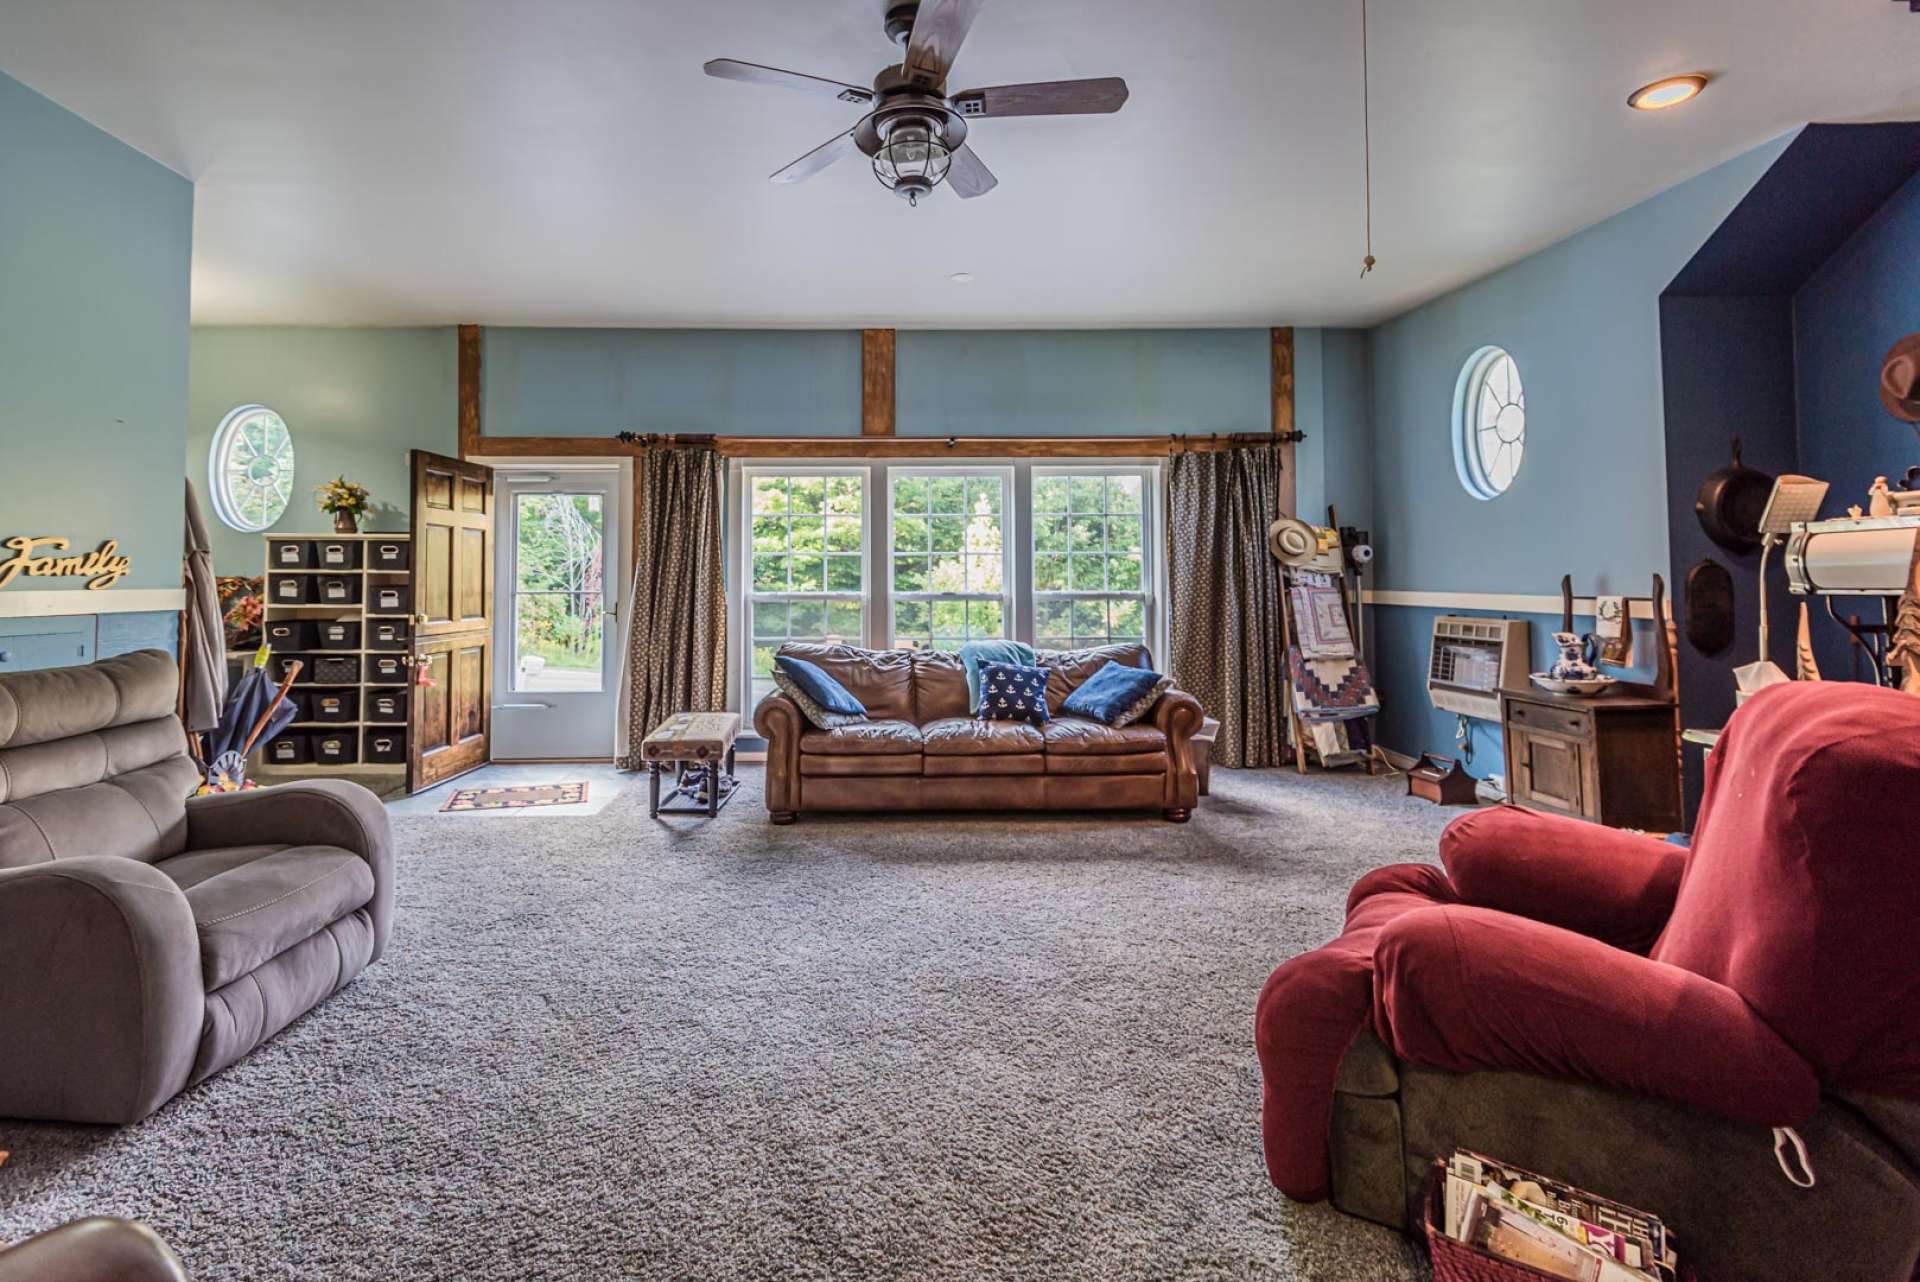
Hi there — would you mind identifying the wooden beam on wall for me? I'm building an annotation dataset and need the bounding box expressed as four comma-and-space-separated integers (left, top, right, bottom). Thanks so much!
861, 329, 897, 436
1272, 326, 1297, 516
457, 324, 483, 460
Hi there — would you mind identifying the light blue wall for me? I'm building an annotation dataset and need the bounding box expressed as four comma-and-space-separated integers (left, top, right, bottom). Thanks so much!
484, 328, 861, 438
895, 329, 1268, 438
189, 327, 459, 575
1365, 135, 1794, 765
0, 69, 192, 594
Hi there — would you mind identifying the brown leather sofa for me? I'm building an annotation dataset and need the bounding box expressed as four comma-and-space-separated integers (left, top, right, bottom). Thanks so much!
754, 642, 1203, 824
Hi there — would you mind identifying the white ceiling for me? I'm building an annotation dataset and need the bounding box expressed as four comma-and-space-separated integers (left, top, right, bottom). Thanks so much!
3, 0, 1918, 329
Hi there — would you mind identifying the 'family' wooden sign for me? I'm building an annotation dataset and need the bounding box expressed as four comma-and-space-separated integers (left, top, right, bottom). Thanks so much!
0, 536, 134, 591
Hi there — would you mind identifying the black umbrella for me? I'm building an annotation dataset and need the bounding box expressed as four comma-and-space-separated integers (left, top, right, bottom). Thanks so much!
203, 654, 300, 787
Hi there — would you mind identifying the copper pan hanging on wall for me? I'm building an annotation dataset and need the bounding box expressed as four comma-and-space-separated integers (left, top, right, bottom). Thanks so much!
1694, 437, 1775, 554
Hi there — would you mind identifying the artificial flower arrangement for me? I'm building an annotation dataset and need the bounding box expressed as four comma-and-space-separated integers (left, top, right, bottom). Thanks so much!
315, 476, 372, 533
218, 575, 264, 650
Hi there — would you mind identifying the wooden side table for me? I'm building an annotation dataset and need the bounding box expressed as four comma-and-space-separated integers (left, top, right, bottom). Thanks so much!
641, 711, 741, 818
1500, 688, 1682, 831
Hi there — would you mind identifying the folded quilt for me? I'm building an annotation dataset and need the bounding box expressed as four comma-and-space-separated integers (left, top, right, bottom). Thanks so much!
1288, 644, 1379, 722
1289, 571, 1355, 660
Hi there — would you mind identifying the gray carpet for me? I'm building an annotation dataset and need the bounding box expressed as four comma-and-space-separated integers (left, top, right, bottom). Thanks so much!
0, 766, 1455, 1281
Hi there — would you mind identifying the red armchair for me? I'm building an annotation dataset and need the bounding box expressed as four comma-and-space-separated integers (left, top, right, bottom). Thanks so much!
1256, 682, 1920, 1281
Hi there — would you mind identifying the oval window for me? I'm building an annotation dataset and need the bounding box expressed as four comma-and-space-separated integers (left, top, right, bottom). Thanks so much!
209, 405, 296, 532
1453, 346, 1525, 500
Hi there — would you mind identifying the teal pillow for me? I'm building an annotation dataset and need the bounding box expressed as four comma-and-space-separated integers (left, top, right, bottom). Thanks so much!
1060, 660, 1172, 727
959, 640, 1037, 713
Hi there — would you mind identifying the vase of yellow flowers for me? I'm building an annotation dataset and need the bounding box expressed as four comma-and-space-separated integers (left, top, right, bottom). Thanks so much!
316, 476, 371, 534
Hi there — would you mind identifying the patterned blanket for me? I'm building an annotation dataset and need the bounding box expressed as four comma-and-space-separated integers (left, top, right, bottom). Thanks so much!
1289, 572, 1355, 660
1288, 645, 1379, 723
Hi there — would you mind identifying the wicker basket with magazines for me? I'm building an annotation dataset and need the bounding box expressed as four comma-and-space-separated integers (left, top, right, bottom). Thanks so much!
1423, 1161, 1696, 1282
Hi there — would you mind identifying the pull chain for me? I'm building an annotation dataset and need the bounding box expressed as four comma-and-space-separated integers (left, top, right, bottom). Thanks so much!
1359, 0, 1377, 278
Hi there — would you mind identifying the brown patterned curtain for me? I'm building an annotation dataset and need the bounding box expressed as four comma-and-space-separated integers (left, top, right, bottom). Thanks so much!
619, 447, 726, 768
1167, 444, 1288, 768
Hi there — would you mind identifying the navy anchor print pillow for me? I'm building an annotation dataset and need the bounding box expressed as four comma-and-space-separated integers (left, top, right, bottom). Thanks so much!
976, 660, 1051, 728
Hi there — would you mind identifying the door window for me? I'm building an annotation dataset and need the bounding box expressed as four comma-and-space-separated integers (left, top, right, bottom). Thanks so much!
511, 493, 606, 692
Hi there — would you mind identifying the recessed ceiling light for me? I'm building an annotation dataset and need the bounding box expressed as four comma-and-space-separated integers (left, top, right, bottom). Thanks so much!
1628, 74, 1708, 111
950, 271, 975, 284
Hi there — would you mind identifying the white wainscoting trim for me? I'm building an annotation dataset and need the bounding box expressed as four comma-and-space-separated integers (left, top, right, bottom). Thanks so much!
0, 588, 186, 619
1361, 589, 1659, 620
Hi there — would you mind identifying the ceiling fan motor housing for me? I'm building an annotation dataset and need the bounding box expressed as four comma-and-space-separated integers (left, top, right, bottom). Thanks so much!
883, 2, 919, 47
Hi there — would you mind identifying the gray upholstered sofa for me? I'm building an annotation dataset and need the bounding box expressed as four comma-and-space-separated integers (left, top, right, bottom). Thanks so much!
0, 650, 394, 1123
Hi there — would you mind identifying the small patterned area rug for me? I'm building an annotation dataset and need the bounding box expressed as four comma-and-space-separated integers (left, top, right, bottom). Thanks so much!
440, 782, 588, 812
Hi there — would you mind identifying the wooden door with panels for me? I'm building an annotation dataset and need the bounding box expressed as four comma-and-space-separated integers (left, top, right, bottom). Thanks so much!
408, 450, 495, 792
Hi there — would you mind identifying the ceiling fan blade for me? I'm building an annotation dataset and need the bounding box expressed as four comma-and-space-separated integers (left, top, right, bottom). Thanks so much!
903, 0, 987, 89
951, 77, 1129, 118
704, 58, 874, 104
946, 143, 998, 198
769, 123, 865, 184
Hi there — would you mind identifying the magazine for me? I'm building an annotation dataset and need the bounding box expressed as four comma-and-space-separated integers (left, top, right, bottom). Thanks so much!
1443, 1149, 1678, 1282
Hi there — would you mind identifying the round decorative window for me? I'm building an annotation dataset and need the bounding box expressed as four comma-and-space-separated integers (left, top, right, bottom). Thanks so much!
209, 405, 296, 532
1452, 346, 1526, 500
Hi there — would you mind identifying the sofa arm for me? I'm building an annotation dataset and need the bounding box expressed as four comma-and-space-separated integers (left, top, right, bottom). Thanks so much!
1151, 688, 1204, 811
0, 1219, 190, 1282
186, 779, 394, 961
1440, 806, 1686, 954
753, 693, 804, 818
1374, 904, 1819, 1128
0, 859, 202, 1123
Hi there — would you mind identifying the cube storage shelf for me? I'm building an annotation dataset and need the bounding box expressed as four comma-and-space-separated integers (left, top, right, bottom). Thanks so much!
257, 532, 413, 777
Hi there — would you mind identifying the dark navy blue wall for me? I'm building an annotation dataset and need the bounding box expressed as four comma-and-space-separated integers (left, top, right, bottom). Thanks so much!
1794, 166, 1920, 527
1658, 295, 1800, 809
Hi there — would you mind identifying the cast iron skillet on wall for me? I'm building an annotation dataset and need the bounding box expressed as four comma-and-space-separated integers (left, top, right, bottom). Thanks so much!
1694, 437, 1775, 553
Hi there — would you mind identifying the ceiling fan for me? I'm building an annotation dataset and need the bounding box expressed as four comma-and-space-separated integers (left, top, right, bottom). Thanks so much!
704, 0, 1130, 205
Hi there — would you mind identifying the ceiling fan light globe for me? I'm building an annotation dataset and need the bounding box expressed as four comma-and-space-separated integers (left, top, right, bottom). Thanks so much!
871, 119, 951, 198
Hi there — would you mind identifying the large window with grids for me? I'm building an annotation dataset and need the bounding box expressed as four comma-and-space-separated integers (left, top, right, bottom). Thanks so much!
887, 469, 1010, 651
745, 469, 867, 709
1031, 468, 1150, 650
737, 461, 1162, 713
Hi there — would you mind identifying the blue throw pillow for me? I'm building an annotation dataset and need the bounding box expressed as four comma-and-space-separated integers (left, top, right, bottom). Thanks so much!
959, 640, 1037, 713
1060, 660, 1173, 728
772, 655, 868, 727
975, 660, 1051, 727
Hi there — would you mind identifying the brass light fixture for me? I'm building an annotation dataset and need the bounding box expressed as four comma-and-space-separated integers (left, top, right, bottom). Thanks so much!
1628, 74, 1709, 111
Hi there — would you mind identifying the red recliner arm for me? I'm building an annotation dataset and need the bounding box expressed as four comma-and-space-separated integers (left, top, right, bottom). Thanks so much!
1440, 807, 1687, 954
1373, 904, 1819, 1128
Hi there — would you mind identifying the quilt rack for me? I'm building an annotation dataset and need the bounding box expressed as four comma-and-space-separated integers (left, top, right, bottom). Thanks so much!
1279, 507, 1378, 775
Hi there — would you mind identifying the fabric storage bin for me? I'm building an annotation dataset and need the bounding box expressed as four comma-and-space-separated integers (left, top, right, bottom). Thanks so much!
264, 733, 311, 765
364, 730, 407, 764
315, 577, 361, 606
272, 653, 311, 685
311, 655, 361, 685
269, 575, 310, 605
309, 689, 359, 724
264, 619, 311, 650
369, 583, 412, 614
313, 540, 362, 570
365, 688, 408, 722
314, 619, 361, 650
312, 732, 359, 766
366, 618, 410, 650
366, 654, 408, 685
268, 539, 313, 569
367, 540, 410, 571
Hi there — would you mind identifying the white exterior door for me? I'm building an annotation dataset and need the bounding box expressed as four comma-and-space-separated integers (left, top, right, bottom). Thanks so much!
492, 470, 620, 760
